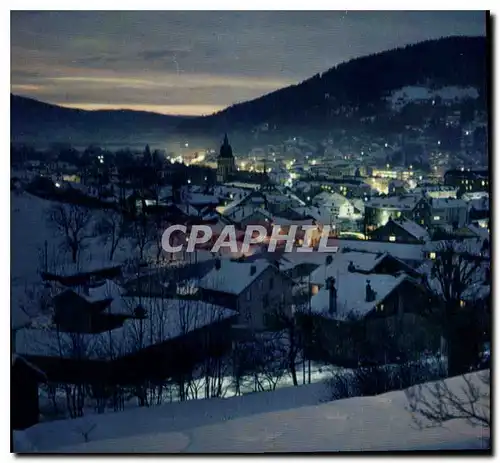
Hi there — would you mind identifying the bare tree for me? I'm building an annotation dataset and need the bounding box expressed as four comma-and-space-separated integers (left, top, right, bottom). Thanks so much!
48, 203, 93, 263
265, 302, 305, 386
406, 370, 490, 447
94, 210, 129, 260
130, 214, 155, 263
422, 240, 488, 376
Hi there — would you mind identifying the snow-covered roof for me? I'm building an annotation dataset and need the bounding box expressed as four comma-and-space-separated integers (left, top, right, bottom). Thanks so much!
366, 195, 420, 210
217, 193, 251, 216
187, 193, 219, 206
309, 252, 388, 285
14, 299, 236, 360
423, 238, 488, 256
333, 239, 424, 262
393, 218, 430, 242
430, 198, 467, 209
310, 272, 409, 320
198, 259, 271, 295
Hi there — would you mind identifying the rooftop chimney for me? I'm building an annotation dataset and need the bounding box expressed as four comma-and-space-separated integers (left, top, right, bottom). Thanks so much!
326, 277, 337, 315
215, 258, 221, 270
365, 279, 376, 302
250, 264, 257, 276
348, 261, 356, 273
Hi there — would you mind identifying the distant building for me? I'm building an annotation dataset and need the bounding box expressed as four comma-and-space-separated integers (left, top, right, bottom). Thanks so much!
217, 134, 236, 183
197, 259, 293, 331
444, 169, 489, 193
368, 217, 430, 244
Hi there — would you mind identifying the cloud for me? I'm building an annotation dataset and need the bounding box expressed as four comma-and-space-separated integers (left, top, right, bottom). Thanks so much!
10, 11, 486, 115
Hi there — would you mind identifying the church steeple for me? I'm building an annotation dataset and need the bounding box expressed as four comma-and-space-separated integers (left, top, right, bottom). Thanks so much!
217, 133, 236, 183
219, 133, 234, 159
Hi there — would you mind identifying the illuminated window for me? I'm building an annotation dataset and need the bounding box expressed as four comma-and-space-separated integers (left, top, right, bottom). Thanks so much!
482, 180, 486, 186
429, 252, 436, 260
460, 300, 466, 308
311, 285, 319, 296
420, 220, 424, 225
378, 304, 384, 311
396, 211, 401, 218
389, 236, 396, 242
433, 216, 440, 220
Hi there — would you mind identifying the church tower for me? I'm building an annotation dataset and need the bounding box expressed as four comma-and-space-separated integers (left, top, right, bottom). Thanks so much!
217, 133, 236, 183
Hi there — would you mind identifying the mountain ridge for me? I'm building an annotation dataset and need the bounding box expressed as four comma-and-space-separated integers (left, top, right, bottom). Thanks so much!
11, 35, 487, 143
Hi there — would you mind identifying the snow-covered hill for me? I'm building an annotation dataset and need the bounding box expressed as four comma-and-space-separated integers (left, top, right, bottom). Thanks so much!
14, 372, 490, 453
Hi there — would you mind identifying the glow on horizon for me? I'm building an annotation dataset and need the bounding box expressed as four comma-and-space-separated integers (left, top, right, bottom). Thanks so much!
58, 102, 226, 117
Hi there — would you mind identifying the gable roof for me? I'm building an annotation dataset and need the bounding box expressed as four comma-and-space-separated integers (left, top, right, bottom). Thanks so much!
198, 259, 272, 295
392, 218, 430, 242
309, 252, 388, 285
14, 300, 236, 360
310, 272, 410, 320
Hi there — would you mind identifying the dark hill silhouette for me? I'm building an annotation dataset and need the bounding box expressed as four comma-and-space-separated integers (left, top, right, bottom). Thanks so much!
11, 94, 192, 145
177, 36, 487, 134
11, 36, 487, 143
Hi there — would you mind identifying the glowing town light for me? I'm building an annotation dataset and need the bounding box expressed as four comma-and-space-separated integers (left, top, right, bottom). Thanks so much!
311, 160, 317, 165
204, 177, 207, 181
307, 196, 311, 201
461, 167, 465, 171
437, 141, 441, 145
187, 179, 191, 184
385, 143, 388, 148
185, 143, 189, 148
386, 164, 390, 169
55, 182, 60, 188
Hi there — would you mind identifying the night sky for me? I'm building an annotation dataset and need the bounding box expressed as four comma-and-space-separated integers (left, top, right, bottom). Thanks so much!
11, 11, 486, 116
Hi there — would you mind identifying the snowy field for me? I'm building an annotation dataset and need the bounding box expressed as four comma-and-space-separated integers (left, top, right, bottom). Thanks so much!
14, 371, 490, 453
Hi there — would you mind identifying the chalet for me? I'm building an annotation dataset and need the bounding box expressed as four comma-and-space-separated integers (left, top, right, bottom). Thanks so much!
197, 259, 293, 330
306, 272, 438, 366
363, 195, 421, 234
308, 250, 419, 293
368, 217, 430, 244
50, 280, 138, 334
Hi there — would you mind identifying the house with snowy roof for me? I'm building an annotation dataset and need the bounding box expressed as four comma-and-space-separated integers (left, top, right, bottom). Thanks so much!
308, 250, 418, 291
306, 271, 438, 365
197, 259, 293, 330
13, 298, 237, 388
363, 194, 422, 234
48, 279, 140, 334
368, 217, 430, 244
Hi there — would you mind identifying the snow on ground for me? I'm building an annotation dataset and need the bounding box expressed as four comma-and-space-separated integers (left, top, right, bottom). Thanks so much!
14, 372, 489, 453
387, 85, 479, 111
